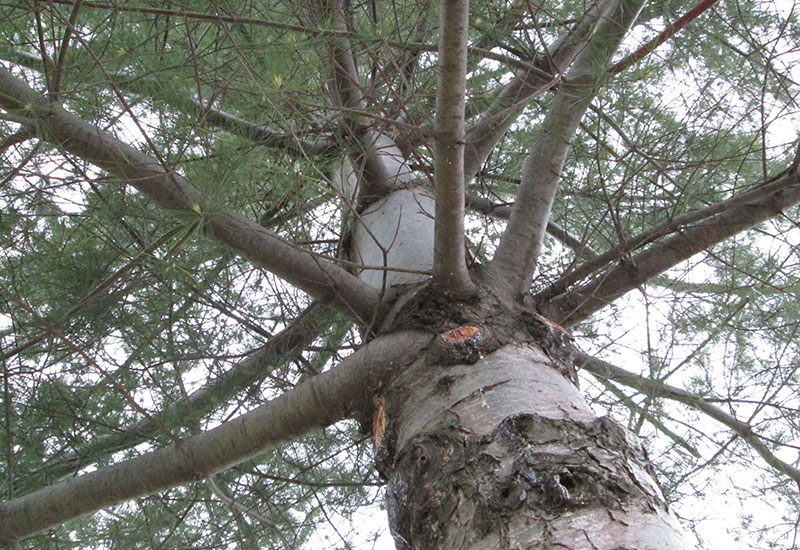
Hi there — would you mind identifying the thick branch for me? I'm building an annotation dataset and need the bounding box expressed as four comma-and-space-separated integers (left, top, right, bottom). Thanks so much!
488, 0, 645, 298
0, 331, 431, 543
576, 350, 800, 484
432, 0, 474, 293
542, 171, 800, 326
538, 170, 799, 304
0, 68, 381, 320
11, 303, 329, 494
326, 4, 411, 205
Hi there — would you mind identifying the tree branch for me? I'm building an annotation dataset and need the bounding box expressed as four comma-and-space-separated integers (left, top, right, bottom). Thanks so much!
326, 2, 412, 206
575, 349, 800, 485
432, 0, 474, 294
0, 68, 381, 321
537, 169, 800, 305
2, 49, 337, 157
0, 331, 431, 543
593, 376, 701, 458
487, 0, 646, 299
48, 0, 82, 101
462, 0, 616, 182
609, 0, 720, 74
11, 303, 331, 494
542, 171, 800, 326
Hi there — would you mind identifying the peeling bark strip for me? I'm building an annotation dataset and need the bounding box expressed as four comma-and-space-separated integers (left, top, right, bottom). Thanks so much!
373, 396, 387, 452
382, 345, 689, 549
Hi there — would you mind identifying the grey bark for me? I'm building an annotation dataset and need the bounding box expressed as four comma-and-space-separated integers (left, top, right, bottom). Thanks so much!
432, 0, 474, 294
542, 170, 800, 327
381, 341, 690, 549
487, 0, 646, 299
11, 303, 330, 494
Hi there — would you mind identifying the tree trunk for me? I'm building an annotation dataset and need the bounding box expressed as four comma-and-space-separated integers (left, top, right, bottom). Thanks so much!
330, 121, 690, 547
376, 319, 690, 549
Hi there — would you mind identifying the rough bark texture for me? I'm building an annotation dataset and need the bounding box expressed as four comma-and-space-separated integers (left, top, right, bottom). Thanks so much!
0, 1, 793, 546
373, 285, 689, 549
381, 343, 687, 549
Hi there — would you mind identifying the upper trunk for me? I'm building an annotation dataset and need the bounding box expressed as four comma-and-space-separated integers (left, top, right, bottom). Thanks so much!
331, 136, 436, 295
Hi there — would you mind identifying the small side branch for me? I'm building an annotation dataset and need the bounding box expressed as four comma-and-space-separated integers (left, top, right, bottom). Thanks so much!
206, 476, 294, 548
49, 0, 83, 101
432, 0, 474, 294
2, 49, 337, 157
610, 0, 720, 75
464, 192, 598, 259
576, 350, 800, 485
326, 1, 409, 205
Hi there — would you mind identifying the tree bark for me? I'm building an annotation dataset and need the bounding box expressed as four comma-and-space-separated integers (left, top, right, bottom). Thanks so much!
432, 0, 474, 294
377, 332, 690, 549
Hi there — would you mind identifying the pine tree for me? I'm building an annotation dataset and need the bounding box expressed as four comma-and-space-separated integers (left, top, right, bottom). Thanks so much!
0, 0, 798, 548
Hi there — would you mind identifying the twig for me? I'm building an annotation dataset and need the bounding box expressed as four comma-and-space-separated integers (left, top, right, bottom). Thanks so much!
610, 0, 720, 74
